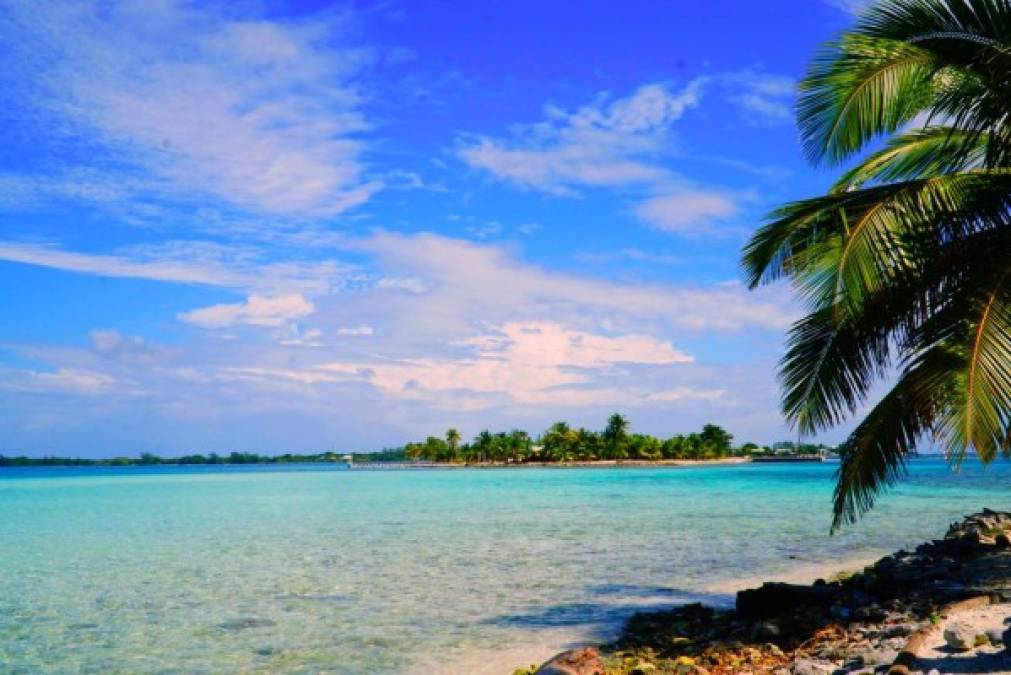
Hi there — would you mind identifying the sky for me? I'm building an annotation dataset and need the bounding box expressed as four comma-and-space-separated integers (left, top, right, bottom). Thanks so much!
0, 0, 871, 456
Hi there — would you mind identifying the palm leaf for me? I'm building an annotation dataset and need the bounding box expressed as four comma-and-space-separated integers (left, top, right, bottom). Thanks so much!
797, 34, 939, 164
831, 126, 988, 191
832, 344, 958, 531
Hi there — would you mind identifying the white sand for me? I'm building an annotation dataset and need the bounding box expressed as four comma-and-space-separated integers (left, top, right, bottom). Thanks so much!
407, 626, 590, 675
704, 552, 888, 594
915, 603, 1011, 674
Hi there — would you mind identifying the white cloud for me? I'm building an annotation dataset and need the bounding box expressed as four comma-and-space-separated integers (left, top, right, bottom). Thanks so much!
0, 367, 116, 395
220, 321, 728, 411
179, 294, 314, 328
646, 387, 725, 402
0, 232, 796, 448
0, 240, 352, 293
376, 276, 431, 294
635, 191, 739, 232
4, 0, 378, 215
309, 321, 698, 407
336, 325, 374, 336
457, 81, 705, 194
577, 248, 681, 266
822, 0, 871, 15
355, 232, 795, 333
725, 72, 796, 125
279, 327, 325, 347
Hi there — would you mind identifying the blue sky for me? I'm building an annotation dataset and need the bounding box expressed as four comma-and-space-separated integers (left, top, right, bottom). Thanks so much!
0, 0, 869, 455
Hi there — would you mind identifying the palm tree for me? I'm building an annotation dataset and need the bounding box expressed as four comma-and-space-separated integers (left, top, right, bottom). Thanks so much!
542, 421, 577, 462
742, 0, 1011, 530
473, 430, 493, 464
603, 413, 630, 459
446, 428, 462, 460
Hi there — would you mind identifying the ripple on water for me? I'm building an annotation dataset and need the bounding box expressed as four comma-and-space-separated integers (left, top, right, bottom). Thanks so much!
0, 459, 1008, 673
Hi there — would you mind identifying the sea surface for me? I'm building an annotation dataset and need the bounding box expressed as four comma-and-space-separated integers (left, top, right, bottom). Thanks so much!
2, 458, 1010, 674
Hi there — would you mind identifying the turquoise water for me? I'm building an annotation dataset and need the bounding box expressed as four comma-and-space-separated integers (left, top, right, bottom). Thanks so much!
1, 459, 1009, 674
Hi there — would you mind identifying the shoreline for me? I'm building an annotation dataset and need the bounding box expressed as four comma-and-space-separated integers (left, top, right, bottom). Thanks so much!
3, 456, 776, 471
355, 457, 757, 470
520, 510, 1011, 675
702, 551, 889, 595
450, 553, 886, 675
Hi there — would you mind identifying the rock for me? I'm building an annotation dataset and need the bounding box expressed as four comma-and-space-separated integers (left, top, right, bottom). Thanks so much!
765, 643, 786, 658
997, 533, 1011, 548
791, 658, 835, 675
854, 647, 897, 666
987, 627, 1004, 645
627, 660, 656, 675
535, 647, 604, 675
736, 583, 839, 618
944, 509, 1011, 546
829, 604, 852, 620
1002, 626, 1011, 650
754, 621, 781, 640
852, 603, 887, 622
883, 622, 917, 638
943, 621, 976, 652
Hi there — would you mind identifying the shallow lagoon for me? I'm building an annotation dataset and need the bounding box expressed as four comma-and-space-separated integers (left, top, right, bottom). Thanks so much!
1, 459, 1009, 673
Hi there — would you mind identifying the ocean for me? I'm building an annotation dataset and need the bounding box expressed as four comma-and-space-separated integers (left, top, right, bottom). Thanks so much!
1, 458, 1009, 673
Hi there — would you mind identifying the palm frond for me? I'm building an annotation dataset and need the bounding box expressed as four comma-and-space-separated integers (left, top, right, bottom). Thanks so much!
797, 34, 938, 164
781, 304, 893, 435
743, 171, 1011, 302
924, 267, 1011, 464
781, 225, 1011, 438
832, 345, 957, 530
745, 0, 1011, 530
831, 126, 988, 191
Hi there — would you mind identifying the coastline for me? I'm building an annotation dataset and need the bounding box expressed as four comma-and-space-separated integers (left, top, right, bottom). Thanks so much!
518, 511, 1011, 675
354, 457, 756, 470
702, 552, 888, 595
460, 554, 885, 675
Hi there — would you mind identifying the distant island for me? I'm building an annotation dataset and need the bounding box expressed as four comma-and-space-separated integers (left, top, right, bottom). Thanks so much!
0, 413, 840, 467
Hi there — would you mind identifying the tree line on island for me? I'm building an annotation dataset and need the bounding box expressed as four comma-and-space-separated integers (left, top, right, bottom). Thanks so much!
403, 413, 833, 463
0, 413, 837, 466
405, 414, 741, 463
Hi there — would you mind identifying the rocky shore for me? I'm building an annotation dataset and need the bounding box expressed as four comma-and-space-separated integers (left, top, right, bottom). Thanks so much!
519, 510, 1011, 675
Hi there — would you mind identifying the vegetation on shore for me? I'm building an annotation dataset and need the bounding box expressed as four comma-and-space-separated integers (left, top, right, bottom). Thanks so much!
408, 415, 738, 464
1, 414, 840, 467
0, 449, 408, 467
408, 413, 755, 464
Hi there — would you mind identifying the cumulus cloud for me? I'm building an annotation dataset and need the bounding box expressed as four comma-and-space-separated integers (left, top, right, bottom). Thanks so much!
2, 0, 378, 215
0, 231, 796, 448
457, 81, 705, 194
278, 321, 704, 408
455, 79, 765, 235
178, 294, 315, 328
635, 191, 740, 232
355, 231, 795, 333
